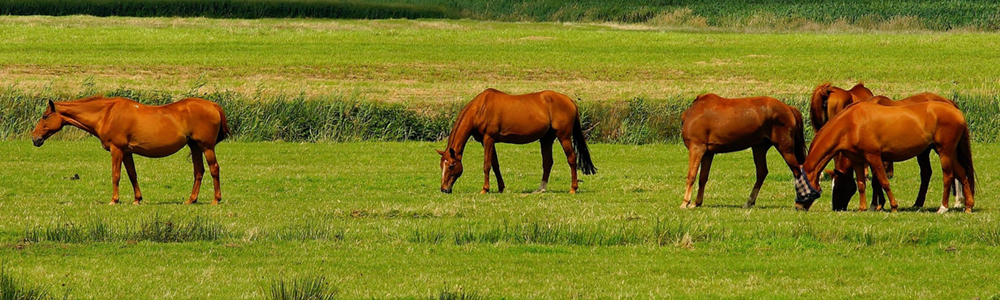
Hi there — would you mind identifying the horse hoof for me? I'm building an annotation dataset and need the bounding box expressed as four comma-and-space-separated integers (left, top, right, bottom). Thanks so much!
480, 189, 488, 194
532, 189, 546, 194
184, 199, 197, 205
742, 203, 754, 209
890, 207, 898, 213
569, 190, 576, 194
679, 202, 691, 209
937, 206, 949, 214
108, 200, 119, 205
953, 203, 965, 209
132, 200, 141, 205
211, 200, 221, 205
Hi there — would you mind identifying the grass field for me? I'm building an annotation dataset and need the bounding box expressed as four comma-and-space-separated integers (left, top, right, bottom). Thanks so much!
2, 16, 1000, 103
4, 15, 1000, 299
2, 140, 1000, 299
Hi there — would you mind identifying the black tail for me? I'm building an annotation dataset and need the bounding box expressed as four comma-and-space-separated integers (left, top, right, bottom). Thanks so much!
572, 113, 597, 175
216, 104, 232, 143
956, 127, 975, 195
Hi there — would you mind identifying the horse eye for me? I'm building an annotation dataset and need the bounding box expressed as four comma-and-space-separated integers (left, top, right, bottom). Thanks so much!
42, 114, 49, 119
448, 165, 454, 169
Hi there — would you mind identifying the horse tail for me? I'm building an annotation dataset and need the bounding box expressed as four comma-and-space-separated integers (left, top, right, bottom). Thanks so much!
792, 107, 807, 164
572, 111, 597, 175
809, 83, 832, 130
215, 104, 232, 143
956, 126, 975, 195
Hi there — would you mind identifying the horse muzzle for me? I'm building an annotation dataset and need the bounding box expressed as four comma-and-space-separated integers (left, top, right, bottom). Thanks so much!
32, 137, 45, 147
440, 188, 452, 194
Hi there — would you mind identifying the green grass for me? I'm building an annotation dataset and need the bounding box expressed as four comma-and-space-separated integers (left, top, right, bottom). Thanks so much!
2, 16, 1000, 104
2, 140, 1000, 299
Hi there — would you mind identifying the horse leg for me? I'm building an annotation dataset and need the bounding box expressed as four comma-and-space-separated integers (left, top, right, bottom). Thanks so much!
865, 154, 897, 212
491, 147, 504, 193
953, 179, 965, 209
186, 143, 205, 204
870, 172, 885, 211
203, 146, 222, 205
109, 147, 124, 205
122, 153, 143, 205
745, 145, 769, 208
951, 159, 974, 213
481, 137, 495, 194
913, 149, 932, 208
853, 161, 868, 212
537, 135, 555, 193
938, 151, 956, 213
885, 161, 894, 179
681, 145, 705, 209
557, 136, 578, 194
830, 156, 857, 211
694, 153, 714, 207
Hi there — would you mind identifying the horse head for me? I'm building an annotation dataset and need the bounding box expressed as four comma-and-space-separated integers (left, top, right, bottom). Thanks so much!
794, 166, 821, 211
437, 147, 463, 193
31, 100, 64, 147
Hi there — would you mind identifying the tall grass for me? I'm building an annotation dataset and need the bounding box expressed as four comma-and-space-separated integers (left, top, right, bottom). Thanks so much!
265, 276, 337, 300
23, 215, 228, 243
2, 88, 999, 144
0, 269, 52, 300
3, 0, 999, 30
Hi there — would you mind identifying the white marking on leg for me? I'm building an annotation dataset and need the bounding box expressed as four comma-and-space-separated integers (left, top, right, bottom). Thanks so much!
953, 179, 965, 208
937, 205, 949, 214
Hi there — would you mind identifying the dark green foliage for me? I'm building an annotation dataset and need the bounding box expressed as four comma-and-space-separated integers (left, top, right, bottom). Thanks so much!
0, 0, 458, 20
2, 89, 998, 144
0, 269, 51, 300
266, 276, 337, 300
3, 0, 1000, 30
436, 288, 486, 300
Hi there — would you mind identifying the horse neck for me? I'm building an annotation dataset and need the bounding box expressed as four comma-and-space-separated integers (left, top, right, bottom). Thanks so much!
56, 101, 113, 137
803, 127, 843, 181
445, 109, 477, 155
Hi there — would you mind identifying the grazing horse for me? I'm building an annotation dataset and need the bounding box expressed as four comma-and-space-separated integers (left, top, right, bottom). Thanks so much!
809, 82, 874, 210
680, 94, 807, 209
795, 101, 975, 213
437, 88, 596, 194
31, 96, 231, 205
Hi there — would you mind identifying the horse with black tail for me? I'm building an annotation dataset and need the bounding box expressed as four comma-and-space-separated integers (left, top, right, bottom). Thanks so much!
437, 88, 596, 194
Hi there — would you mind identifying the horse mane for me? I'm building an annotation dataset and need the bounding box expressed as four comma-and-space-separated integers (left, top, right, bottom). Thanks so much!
74, 95, 107, 102
693, 93, 717, 102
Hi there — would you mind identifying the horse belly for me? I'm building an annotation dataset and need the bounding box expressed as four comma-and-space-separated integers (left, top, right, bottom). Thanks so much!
126, 126, 189, 158
875, 127, 932, 162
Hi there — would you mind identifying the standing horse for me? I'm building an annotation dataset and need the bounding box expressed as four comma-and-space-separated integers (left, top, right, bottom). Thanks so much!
437, 88, 596, 194
680, 94, 807, 209
795, 101, 975, 213
863, 94, 963, 210
31, 96, 231, 205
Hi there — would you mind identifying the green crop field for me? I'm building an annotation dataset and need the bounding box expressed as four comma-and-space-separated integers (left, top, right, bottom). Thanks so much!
3, 141, 1000, 299
3, 14, 1000, 300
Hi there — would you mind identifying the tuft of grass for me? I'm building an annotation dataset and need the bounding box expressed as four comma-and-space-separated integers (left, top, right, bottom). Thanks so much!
409, 219, 724, 247
0, 269, 52, 300
436, 288, 486, 300
266, 276, 337, 300
23, 215, 228, 243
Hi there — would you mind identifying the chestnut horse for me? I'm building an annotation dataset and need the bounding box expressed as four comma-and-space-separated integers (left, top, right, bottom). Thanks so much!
680, 94, 807, 209
31, 96, 231, 205
795, 101, 975, 213
437, 88, 596, 194
809, 82, 874, 209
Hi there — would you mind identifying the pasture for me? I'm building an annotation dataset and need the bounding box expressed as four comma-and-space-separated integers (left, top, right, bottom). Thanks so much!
3, 141, 1000, 299
2, 15, 1000, 299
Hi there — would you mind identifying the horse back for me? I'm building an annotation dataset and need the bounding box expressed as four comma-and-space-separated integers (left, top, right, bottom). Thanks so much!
471, 89, 578, 142
682, 95, 799, 152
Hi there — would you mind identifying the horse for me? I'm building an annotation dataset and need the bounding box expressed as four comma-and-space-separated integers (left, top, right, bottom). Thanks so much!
795, 101, 975, 213
437, 88, 596, 194
809, 82, 874, 210
861, 94, 964, 210
31, 96, 231, 205
809, 82, 874, 131
680, 94, 807, 209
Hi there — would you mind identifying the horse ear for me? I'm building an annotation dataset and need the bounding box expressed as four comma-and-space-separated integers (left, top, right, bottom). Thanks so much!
47, 100, 56, 112
448, 148, 456, 157
436, 149, 445, 156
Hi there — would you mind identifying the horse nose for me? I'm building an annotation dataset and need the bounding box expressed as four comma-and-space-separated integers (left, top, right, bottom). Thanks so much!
32, 138, 43, 147
441, 188, 452, 194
